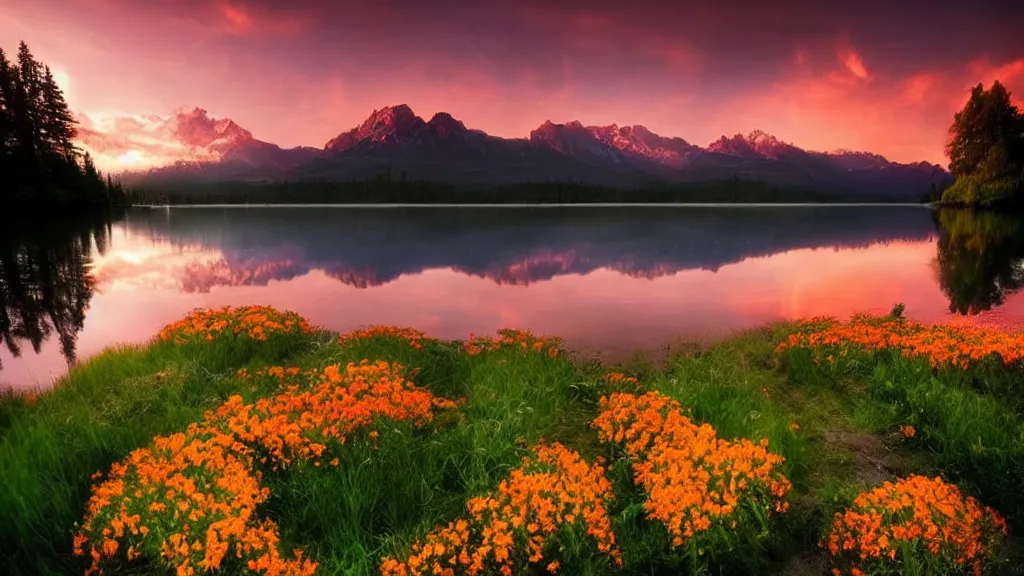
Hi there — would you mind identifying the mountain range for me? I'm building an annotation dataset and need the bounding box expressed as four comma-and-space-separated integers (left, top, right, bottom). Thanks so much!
123, 104, 952, 198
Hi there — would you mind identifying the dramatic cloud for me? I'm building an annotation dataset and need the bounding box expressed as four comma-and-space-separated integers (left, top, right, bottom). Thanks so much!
4, 0, 1021, 169
711, 49, 1024, 165
74, 107, 254, 170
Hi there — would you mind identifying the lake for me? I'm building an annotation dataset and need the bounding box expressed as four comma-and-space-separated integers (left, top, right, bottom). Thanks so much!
3, 205, 1023, 390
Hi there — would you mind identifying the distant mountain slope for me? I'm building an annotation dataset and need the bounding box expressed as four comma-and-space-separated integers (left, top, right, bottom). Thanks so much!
119, 105, 951, 197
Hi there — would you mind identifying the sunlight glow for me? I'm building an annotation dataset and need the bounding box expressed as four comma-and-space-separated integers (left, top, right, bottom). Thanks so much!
116, 149, 144, 165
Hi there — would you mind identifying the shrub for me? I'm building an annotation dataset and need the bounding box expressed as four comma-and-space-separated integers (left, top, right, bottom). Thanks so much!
158, 306, 312, 345
155, 306, 315, 370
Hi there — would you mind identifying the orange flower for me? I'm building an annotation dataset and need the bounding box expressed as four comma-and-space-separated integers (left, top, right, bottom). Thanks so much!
464, 329, 561, 358
380, 443, 620, 575
157, 306, 312, 345
823, 475, 1006, 575
338, 325, 432, 350
592, 391, 792, 548
75, 359, 463, 576
776, 314, 1024, 371
899, 425, 916, 439
602, 372, 641, 389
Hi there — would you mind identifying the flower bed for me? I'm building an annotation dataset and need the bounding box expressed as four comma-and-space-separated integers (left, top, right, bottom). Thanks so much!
824, 475, 1007, 575
775, 315, 1024, 370
464, 329, 561, 358
74, 360, 461, 576
158, 306, 312, 345
338, 326, 433, 350
592, 391, 791, 552
379, 443, 620, 576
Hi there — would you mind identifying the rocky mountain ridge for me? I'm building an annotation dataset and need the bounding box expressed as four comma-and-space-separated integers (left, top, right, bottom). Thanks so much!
121, 104, 950, 197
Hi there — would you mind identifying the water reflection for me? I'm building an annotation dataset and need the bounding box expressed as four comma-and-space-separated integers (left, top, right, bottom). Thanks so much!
121, 207, 938, 290
0, 211, 117, 370
4, 205, 1024, 389
934, 210, 1024, 314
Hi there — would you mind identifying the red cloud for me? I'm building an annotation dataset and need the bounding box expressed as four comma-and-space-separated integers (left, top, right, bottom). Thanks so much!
840, 48, 869, 80
214, 1, 307, 36
56, 0, 308, 36
714, 43, 1024, 166
218, 2, 254, 34
516, 4, 702, 74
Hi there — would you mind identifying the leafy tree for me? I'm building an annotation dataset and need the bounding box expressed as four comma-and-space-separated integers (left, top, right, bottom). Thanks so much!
943, 81, 1024, 206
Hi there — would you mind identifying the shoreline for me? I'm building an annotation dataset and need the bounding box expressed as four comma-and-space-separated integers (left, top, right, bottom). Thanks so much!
132, 202, 934, 209
3, 309, 1023, 574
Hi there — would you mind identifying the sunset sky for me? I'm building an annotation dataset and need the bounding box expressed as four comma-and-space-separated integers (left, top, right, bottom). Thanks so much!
2, 0, 1023, 170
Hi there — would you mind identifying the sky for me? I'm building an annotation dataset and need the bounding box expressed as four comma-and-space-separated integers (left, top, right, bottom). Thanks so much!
2, 0, 1023, 171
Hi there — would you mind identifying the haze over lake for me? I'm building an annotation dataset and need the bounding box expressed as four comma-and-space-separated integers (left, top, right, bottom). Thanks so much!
3, 205, 1023, 390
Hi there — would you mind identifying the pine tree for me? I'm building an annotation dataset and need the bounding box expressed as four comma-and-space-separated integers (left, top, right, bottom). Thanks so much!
81, 151, 99, 182
3, 39, 126, 211
0, 47, 13, 197
14, 41, 42, 162
40, 66, 76, 159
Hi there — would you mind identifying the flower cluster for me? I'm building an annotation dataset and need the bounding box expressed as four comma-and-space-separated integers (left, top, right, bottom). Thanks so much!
158, 306, 312, 344
73, 424, 316, 576
776, 315, 1024, 370
823, 475, 1007, 575
338, 326, 432, 350
211, 361, 460, 467
379, 443, 620, 576
593, 391, 792, 548
601, 372, 641, 391
237, 367, 306, 381
75, 360, 462, 576
464, 329, 561, 358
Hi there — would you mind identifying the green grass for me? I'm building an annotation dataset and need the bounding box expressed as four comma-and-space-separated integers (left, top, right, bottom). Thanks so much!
1, 316, 1022, 575
0, 330, 319, 575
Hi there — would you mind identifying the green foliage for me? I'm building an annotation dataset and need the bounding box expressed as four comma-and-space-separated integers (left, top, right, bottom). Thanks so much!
943, 81, 1024, 207
779, 331, 1024, 529
0, 41, 127, 212
0, 336, 323, 574
4, 316, 1023, 574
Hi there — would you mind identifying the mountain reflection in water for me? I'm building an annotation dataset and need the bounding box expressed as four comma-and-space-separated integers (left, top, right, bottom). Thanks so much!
3, 205, 1024, 390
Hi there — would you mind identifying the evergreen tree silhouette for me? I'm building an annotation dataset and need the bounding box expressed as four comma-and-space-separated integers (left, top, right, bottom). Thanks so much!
0, 39, 125, 211
0, 47, 13, 201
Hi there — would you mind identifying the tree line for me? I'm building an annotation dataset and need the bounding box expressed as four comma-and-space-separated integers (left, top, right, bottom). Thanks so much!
125, 174, 931, 205
942, 80, 1024, 207
0, 40, 126, 212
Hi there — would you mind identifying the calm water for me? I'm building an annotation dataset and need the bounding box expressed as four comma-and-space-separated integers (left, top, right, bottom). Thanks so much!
3, 205, 1024, 390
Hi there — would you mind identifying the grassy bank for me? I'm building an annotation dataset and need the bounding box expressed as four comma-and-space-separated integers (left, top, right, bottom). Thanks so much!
1, 306, 1021, 575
